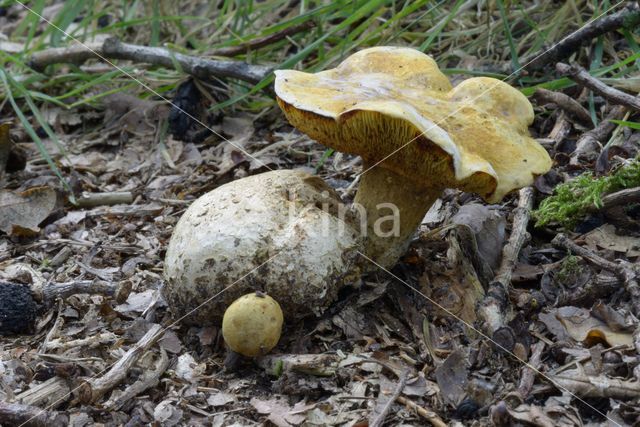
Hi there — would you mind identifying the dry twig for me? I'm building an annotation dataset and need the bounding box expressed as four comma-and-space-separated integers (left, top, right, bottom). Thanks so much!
76, 191, 133, 208
210, 21, 315, 57
570, 105, 626, 165
396, 396, 447, 427
557, 63, 640, 112
552, 233, 640, 315
477, 187, 534, 351
104, 348, 170, 410
370, 369, 409, 427
39, 280, 124, 304
517, 341, 545, 399
525, 3, 640, 70
74, 324, 165, 404
29, 37, 271, 84
598, 186, 640, 210
533, 88, 592, 125
0, 401, 68, 427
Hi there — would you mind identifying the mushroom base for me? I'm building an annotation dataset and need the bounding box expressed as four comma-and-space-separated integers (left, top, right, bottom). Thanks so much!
353, 164, 441, 268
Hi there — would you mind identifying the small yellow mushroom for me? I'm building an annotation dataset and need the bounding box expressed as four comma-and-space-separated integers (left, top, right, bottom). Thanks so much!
222, 292, 284, 357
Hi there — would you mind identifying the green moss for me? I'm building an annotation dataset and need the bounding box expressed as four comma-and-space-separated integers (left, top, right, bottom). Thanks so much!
533, 157, 640, 229
554, 254, 580, 284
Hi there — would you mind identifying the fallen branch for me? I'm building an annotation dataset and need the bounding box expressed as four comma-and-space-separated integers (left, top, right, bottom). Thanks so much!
552, 233, 640, 315
570, 105, 626, 165
598, 186, 640, 210
76, 191, 133, 208
0, 401, 68, 427
557, 63, 640, 112
210, 21, 314, 57
370, 369, 409, 427
74, 324, 164, 404
525, 3, 640, 71
557, 272, 620, 306
551, 368, 640, 398
29, 37, 271, 84
104, 348, 169, 410
15, 377, 71, 409
533, 88, 592, 125
477, 187, 534, 351
517, 341, 545, 399
40, 280, 126, 304
396, 396, 447, 427
45, 332, 118, 351
256, 353, 342, 376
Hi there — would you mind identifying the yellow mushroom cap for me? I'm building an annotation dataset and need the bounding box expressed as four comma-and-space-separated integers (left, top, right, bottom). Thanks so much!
222, 292, 284, 357
275, 46, 552, 202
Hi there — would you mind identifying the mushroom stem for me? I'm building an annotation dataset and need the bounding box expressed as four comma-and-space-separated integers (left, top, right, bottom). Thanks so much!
353, 164, 442, 267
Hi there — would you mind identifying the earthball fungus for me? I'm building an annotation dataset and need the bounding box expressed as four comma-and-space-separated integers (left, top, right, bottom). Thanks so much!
163, 169, 362, 324
275, 46, 552, 267
222, 292, 283, 357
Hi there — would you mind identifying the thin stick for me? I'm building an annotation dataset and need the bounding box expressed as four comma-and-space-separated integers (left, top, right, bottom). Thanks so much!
557, 63, 640, 113
552, 233, 640, 315
517, 341, 545, 399
40, 280, 121, 304
396, 396, 447, 427
29, 37, 271, 84
598, 186, 640, 210
210, 21, 315, 57
76, 191, 133, 208
74, 324, 164, 404
533, 88, 592, 125
570, 105, 626, 165
104, 348, 170, 410
0, 401, 68, 427
525, 3, 640, 70
370, 369, 409, 427
477, 187, 534, 350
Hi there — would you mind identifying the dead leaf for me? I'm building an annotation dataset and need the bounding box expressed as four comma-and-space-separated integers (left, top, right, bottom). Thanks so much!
451, 203, 505, 270
61, 152, 109, 174
435, 349, 468, 406
174, 353, 205, 382
153, 399, 183, 426
552, 306, 633, 347
0, 187, 57, 236
207, 391, 235, 407
538, 311, 572, 342
551, 367, 640, 398
55, 211, 87, 226
591, 301, 635, 332
250, 397, 311, 427
197, 326, 217, 346
370, 374, 398, 425
583, 224, 640, 257
102, 93, 169, 135
114, 289, 156, 315
158, 329, 182, 354
512, 263, 544, 283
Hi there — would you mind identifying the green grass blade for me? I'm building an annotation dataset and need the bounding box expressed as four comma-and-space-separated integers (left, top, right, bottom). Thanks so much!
0, 69, 75, 201
497, 0, 521, 73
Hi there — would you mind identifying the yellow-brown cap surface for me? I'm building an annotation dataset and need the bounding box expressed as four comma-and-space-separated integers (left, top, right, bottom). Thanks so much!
275, 46, 552, 202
